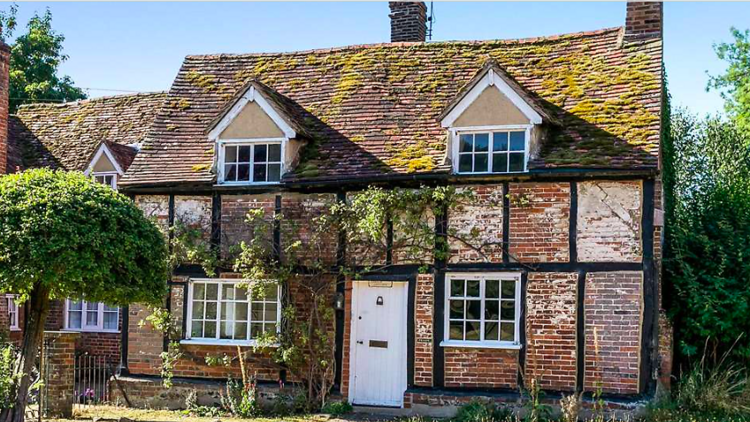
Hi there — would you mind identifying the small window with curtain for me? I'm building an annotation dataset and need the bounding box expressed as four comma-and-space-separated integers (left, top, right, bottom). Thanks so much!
65, 300, 120, 332
221, 143, 282, 184
443, 273, 521, 349
6, 295, 19, 331
456, 130, 527, 174
185, 279, 281, 345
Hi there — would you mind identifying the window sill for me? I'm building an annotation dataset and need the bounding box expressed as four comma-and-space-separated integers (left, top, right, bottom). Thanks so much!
9, 328, 20, 332
440, 340, 522, 350
216, 181, 282, 186
64, 328, 120, 334
180, 339, 279, 347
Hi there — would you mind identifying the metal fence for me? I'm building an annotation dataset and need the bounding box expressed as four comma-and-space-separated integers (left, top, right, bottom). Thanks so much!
73, 354, 114, 411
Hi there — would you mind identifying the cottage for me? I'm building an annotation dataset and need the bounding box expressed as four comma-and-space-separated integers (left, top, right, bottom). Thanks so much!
0, 1, 669, 413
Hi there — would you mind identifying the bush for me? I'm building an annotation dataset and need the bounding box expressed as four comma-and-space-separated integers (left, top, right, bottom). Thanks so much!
321, 400, 353, 416
0, 343, 18, 410
453, 400, 514, 422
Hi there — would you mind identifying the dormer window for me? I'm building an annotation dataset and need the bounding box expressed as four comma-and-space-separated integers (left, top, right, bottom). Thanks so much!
84, 141, 134, 191
456, 129, 528, 174
208, 81, 303, 186
221, 142, 282, 184
440, 61, 556, 176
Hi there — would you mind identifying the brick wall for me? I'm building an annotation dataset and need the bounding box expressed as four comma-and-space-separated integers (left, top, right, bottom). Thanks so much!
414, 274, 434, 387
448, 185, 504, 263
444, 347, 518, 388
341, 278, 353, 399
525, 272, 578, 391
43, 331, 79, 417
220, 194, 276, 259
135, 195, 170, 231
577, 181, 642, 262
388, 2, 427, 43
584, 272, 643, 395
625, 2, 663, 40
281, 193, 337, 266
0, 43, 9, 175
509, 183, 570, 262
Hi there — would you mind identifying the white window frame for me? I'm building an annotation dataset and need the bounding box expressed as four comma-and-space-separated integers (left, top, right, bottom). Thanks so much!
182, 278, 282, 346
217, 139, 285, 185
64, 300, 120, 333
92, 172, 118, 190
6, 295, 19, 331
451, 125, 531, 175
441, 272, 522, 350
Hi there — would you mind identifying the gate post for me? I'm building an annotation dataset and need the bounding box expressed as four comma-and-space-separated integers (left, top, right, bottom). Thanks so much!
42, 331, 79, 418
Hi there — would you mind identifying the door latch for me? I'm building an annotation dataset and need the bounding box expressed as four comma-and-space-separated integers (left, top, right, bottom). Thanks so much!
356, 340, 364, 345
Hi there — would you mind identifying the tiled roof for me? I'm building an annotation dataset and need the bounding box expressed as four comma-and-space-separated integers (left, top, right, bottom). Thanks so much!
8, 92, 166, 172
122, 27, 662, 187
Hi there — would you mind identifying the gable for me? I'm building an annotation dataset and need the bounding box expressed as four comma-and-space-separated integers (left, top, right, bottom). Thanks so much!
219, 101, 285, 139
453, 86, 530, 127
92, 152, 117, 172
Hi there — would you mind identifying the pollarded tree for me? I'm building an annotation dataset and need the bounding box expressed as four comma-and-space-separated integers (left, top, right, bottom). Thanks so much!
0, 169, 168, 422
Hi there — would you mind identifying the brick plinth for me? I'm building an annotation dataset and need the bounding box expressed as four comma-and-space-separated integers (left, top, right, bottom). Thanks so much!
43, 331, 80, 418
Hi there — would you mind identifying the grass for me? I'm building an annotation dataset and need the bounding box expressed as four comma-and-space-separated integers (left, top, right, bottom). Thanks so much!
48, 405, 331, 422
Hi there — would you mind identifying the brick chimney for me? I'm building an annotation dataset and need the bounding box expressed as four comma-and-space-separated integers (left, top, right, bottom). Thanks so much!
0, 41, 8, 175
389, 2, 427, 43
624, 1, 663, 40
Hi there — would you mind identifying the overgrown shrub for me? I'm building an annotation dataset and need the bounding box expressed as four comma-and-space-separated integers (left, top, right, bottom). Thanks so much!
453, 400, 514, 422
321, 400, 353, 416
0, 343, 18, 409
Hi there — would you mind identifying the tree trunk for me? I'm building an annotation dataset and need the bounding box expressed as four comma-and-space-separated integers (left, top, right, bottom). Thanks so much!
10, 285, 51, 422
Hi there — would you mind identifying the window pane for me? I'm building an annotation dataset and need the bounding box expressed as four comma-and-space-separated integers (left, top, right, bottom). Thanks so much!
500, 322, 514, 341
222, 285, 234, 301
501, 280, 515, 299
449, 300, 464, 319
474, 133, 489, 152
251, 306, 262, 321
493, 132, 509, 151
220, 321, 233, 339
69, 301, 83, 311
235, 288, 248, 301
192, 302, 204, 320
68, 312, 82, 329
474, 153, 488, 172
459, 134, 473, 152
466, 321, 481, 340
238, 146, 251, 162
264, 303, 278, 323
238, 164, 250, 181
104, 313, 118, 330
224, 165, 236, 181
509, 153, 525, 172
509, 132, 525, 151
264, 285, 279, 300
486, 280, 500, 298
225, 146, 237, 162
466, 300, 481, 320
268, 164, 281, 182
466, 280, 480, 297
485, 321, 499, 341
86, 302, 98, 311
269, 144, 281, 162
235, 302, 248, 321
501, 301, 515, 320
235, 322, 248, 340
86, 311, 98, 326
253, 164, 267, 182
191, 323, 203, 338
206, 284, 218, 300
492, 153, 508, 173
449, 321, 464, 340
458, 155, 472, 173
450, 279, 464, 297
221, 302, 234, 320
204, 321, 217, 338
254, 144, 267, 163
205, 302, 217, 319
485, 300, 499, 320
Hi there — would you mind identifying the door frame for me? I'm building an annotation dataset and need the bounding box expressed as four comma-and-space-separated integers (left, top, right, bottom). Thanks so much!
348, 280, 409, 407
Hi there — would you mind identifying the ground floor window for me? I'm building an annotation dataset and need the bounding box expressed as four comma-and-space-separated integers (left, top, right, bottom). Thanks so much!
6, 295, 19, 331
65, 300, 119, 332
443, 272, 521, 348
185, 279, 281, 345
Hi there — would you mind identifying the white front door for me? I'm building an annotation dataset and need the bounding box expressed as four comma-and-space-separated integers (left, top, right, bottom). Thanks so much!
349, 280, 408, 407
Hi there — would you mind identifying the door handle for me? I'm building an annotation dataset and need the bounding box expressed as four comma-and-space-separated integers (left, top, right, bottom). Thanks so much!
357, 340, 364, 345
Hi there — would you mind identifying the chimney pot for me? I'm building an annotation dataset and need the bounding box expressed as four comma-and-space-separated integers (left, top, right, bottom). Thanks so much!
389, 2, 427, 43
624, 1, 663, 41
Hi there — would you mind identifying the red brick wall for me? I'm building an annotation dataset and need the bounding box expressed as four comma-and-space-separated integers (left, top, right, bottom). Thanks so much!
448, 185, 504, 263
525, 272, 578, 391
0, 43, 9, 175
281, 193, 337, 266
220, 194, 276, 259
625, 2, 663, 40
584, 272, 643, 395
341, 279, 353, 399
444, 347, 518, 388
509, 183, 570, 262
414, 274, 434, 387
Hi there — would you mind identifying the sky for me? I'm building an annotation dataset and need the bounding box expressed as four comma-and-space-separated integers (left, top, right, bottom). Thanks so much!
5, 1, 749, 117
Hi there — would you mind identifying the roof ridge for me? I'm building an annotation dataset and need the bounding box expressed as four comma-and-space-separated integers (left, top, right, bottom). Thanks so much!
15, 91, 167, 112
185, 26, 624, 60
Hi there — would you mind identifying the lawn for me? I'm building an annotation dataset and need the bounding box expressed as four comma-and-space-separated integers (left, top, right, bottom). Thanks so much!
48, 405, 338, 422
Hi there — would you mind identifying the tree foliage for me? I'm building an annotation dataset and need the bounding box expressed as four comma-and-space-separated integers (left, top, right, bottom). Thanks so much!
664, 109, 750, 359
0, 169, 168, 421
708, 27, 750, 132
0, 5, 86, 112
